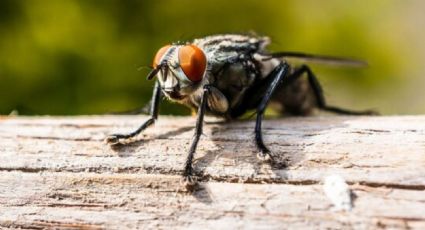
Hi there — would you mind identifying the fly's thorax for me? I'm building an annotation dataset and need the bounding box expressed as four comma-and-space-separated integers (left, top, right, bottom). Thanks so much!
153, 44, 208, 101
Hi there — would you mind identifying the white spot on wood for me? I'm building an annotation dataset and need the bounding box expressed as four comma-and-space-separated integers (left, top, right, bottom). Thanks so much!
323, 174, 353, 211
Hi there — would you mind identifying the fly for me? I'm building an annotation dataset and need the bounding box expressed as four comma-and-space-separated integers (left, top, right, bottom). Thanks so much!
106, 34, 376, 186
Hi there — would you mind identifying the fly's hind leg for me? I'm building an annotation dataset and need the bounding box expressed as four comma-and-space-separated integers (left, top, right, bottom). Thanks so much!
255, 63, 290, 161
105, 81, 161, 145
288, 65, 378, 115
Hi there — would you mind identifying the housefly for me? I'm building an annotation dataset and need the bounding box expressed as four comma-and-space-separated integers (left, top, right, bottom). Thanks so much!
106, 34, 376, 186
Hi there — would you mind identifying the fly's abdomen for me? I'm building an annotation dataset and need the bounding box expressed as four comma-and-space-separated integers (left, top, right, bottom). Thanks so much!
271, 77, 317, 115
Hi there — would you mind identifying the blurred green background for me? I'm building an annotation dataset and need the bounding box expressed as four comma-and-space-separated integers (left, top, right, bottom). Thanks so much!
1, 0, 424, 115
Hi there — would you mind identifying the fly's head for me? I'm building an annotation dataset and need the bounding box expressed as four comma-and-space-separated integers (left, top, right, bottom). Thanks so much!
148, 44, 207, 101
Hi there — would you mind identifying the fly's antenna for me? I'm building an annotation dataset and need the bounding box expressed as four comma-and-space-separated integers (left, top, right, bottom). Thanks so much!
146, 62, 170, 81
146, 66, 160, 80
162, 64, 169, 82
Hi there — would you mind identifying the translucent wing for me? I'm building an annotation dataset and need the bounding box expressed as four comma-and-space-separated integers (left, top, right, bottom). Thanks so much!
266, 52, 368, 67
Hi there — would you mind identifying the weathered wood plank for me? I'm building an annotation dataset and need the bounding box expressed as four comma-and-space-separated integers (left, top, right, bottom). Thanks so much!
0, 115, 424, 229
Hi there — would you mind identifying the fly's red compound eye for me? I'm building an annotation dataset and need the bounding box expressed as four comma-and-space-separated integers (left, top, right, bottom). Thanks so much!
178, 45, 206, 82
153, 44, 171, 68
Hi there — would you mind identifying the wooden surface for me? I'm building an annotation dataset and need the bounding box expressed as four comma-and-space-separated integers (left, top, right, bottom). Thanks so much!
0, 115, 424, 229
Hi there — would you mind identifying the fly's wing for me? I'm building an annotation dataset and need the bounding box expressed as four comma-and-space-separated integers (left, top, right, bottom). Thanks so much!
266, 52, 368, 67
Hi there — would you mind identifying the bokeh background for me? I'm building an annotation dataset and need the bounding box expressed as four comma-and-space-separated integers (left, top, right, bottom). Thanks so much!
1, 0, 424, 115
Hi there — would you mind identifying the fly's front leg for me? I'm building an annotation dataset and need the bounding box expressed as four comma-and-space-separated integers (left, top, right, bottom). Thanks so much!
106, 81, 161, 145
182, 85, 210, 186
288, 65, 378, 115
255, 63, 289, 161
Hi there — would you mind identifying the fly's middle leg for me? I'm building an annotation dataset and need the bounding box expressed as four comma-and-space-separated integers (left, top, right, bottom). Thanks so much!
255, 63, 289, 161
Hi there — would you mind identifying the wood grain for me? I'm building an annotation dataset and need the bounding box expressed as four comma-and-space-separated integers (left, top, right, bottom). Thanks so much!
0, 115, 424, 229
